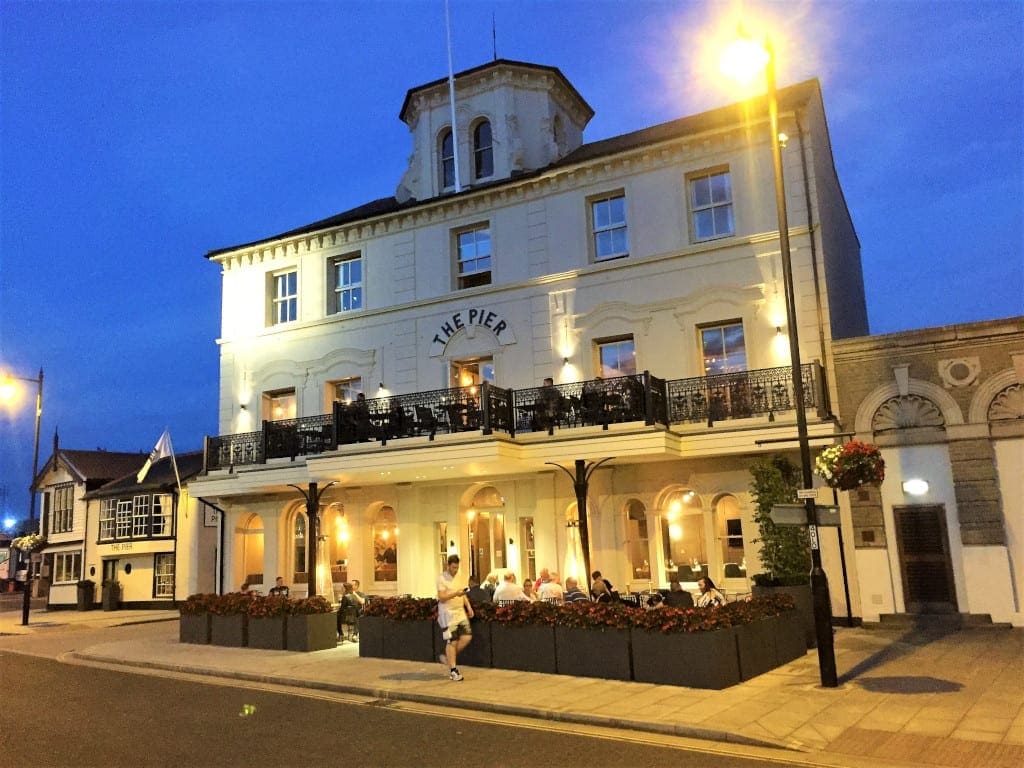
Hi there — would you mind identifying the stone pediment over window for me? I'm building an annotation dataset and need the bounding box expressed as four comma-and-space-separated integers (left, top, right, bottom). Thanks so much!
871, 394, 945, 432
988, 383, 1024, 420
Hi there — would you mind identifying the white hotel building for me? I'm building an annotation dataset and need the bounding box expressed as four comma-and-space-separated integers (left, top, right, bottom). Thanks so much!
191, 60, 870, 612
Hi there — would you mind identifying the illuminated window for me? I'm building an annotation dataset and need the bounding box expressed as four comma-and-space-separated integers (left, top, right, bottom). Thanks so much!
624, 499, 651, 582
270, 269, 297, 325
450, 357, 494, 389
154, 553, 175, 597
473, 119, 493, 179
591, 193, 628, 260
116, 500, 132, 538
329, 253, 362, 314
99, 499, 116, 540
700, 322, 746, 375
661, 489, 706, 581
263, 388, 296, 421
373, 506, 398, 582
689, 169, 734, 241
440, 128, 455, 189
329, 377, 362, 405
293, 514, 307, 576
455, 224, 491, 289
597, 336, 636, 377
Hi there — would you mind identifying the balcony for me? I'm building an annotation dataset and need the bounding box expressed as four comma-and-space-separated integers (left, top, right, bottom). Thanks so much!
203, 363, 827, 472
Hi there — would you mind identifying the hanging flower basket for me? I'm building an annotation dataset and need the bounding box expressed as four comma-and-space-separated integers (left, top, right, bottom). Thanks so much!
815, 441, 885, 490
11, 533, 47, 553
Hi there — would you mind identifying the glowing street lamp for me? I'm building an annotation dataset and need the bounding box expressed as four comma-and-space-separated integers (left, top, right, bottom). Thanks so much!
719, 29, 838, 687
1, 367, 44, 626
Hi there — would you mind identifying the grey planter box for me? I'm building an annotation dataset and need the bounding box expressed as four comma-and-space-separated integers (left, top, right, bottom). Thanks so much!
735, 619, 778, 681
211, 614, 248, 647
286, 612, 336, 652
630, 627, 740, 689
490, 624, 556, 674
248, 616, 287, 650
358, 615, 384, 658
555, 625, 632, 681
383, 619, 435, 662
179, 613, 211, 644
773, 612, 808, 665
752, 584, 815, 648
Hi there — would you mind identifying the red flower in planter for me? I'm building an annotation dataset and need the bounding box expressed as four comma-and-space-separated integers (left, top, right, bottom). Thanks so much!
179, 593, 219, 616
285, 595, 334, 615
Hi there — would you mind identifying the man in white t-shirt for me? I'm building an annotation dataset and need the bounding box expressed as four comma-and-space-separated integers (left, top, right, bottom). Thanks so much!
436, 554, 474, 681
537, 571, 565, 604
492, 571, 527, 602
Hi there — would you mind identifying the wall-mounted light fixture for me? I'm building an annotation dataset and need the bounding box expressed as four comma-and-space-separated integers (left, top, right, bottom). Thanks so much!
508, 537, 514, 546
562, 357, 569, 365
378, 382, 385, 389
239, 403, 247, 411
902, 478, 929, 496
776, 326, 783, 336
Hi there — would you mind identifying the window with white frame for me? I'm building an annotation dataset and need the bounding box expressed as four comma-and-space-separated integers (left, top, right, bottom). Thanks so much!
49, 484, 74, 534
597, 336, 636, 377
132, 495, 150, 537
700, 321, 747, 375
329, 377, 362, 405
473, 120, 493, 179
270, 269, 297, 325
100, 499, 116, 539
455, 224, 491, 289
689, 169, 734, 241
152, 495, 171, 536
116, 500, 132, 538
591, 193, 628, 260
329, 253, 362, 314
154, 553, 175, 597
440, 128, 455, 189
53, 551, 82, 583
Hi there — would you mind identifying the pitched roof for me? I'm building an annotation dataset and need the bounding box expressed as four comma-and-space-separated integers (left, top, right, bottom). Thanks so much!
205, 78, 820, 259
36, 449, 147, 489
83, 452, 205, 499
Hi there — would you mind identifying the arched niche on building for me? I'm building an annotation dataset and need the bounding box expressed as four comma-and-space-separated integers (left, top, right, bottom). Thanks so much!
654, 486, 706, 583
323, 501, 350, 586
370, 504, 398, 584
238, 512, 265, 590
622, 498, 652, 586
459, 484, 508, 582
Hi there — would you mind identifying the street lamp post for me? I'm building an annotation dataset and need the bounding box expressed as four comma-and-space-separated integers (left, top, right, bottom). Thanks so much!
720, 33, 838, 687
1, 367, 44, 626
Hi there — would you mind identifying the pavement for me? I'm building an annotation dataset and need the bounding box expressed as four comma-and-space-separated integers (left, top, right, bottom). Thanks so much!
1, 606, 1022, 768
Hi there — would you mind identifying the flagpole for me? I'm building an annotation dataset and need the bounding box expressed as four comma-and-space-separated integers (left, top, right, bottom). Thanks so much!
444, 0, 462, 193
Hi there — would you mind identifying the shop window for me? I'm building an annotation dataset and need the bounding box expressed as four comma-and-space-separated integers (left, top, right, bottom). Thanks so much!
373, 506, 398, 582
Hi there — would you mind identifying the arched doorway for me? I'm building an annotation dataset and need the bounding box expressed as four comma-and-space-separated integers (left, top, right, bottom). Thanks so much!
290, 510, 308, 584
323, 502, 350, 588
713, 494, 748, 585
238, 513, 264, 590
659, 488, 706, 583
463, 486, 507, 582
623, 498, 652, 589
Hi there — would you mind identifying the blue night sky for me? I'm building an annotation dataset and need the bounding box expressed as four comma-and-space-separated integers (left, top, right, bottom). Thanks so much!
1, 0, 1021, 523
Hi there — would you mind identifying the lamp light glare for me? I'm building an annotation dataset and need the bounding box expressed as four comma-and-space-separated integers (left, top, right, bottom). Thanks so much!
719, 34, 770, 85
902, 478, 929, 496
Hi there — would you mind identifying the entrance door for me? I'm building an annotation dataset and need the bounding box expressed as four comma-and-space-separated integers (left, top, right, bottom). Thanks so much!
468, 511, 506, 581
102, 559, 119, 585
893, 505, 957, 613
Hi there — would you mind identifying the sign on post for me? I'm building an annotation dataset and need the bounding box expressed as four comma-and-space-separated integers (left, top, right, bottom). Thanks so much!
815, 505, 841, 526
770, 504, 808, 526
797, 488, 818, 499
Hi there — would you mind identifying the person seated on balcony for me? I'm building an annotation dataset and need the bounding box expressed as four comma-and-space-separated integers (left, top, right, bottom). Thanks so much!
562, 577, 589, 603
268, 576, 289, 597
537, 571, 565, 603
580, 376, 604, 425
534, 377, 563, 433
352, 393, 371, 441
388, 399, 407, 438
493, 571, 528, 602
664, 579, 694, 609
696, 576, 726, 608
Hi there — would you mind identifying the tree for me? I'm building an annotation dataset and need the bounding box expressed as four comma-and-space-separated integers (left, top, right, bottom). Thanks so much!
749, 455, 811, 585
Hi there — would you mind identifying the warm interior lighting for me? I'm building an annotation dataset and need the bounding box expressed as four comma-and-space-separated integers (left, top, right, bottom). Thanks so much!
719, 31, 770, 85
669, 523, 683, 540
380, 529, 389, 540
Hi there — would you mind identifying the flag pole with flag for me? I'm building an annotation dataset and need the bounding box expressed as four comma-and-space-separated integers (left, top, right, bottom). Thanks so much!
137, 428, 180, 491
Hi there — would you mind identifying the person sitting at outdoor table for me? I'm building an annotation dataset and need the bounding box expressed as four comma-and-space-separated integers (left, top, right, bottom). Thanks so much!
492, 571, 527, 602
696, 576, 726, 608
483, 573, 499, 597
562, 577, 589, 603
268, 576, 289, 597
337, 581, 363, 640
590, 570, 616, 602
535, 377, 563, 432
522, 578, 538, 602
350, 579, 367, 603
580, 376, 604, 425
646, 592, 665, 609
664, 579, 694, 608
465, 576, 491, 604
537, 571, 565, 603
239, 582, 254, 595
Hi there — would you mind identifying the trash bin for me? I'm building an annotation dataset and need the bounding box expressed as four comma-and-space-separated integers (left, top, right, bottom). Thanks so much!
76, 579, 95, 611
101, 581, 121, 611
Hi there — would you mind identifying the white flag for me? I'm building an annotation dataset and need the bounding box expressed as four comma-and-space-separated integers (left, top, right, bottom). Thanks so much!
137, 429, 174, 483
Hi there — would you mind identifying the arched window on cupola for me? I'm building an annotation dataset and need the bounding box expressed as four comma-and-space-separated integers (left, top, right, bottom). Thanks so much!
473, 119, 493, 179
440, 128, 455, 189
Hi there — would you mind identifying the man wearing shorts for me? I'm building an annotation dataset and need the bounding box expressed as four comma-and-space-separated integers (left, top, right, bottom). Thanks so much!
436, 554, 474, 681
